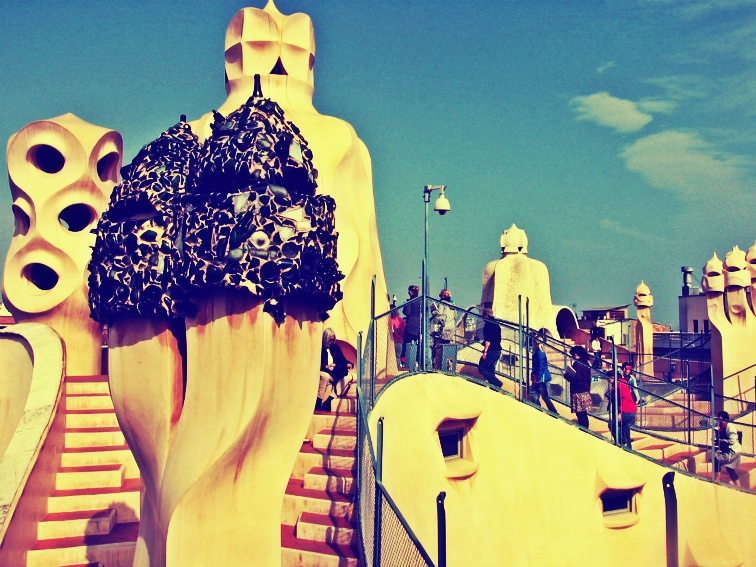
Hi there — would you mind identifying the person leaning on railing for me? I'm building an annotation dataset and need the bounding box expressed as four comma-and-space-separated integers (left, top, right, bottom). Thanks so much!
715, 411, 742, 487
429, 288, 456, 370
566, 346, 592, 429
401, 285, 421, 371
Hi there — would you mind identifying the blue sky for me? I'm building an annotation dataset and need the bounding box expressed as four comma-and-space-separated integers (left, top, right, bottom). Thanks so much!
2, 0, 755, 327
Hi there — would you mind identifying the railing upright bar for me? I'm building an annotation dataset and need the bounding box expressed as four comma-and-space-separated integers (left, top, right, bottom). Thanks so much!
710, 366, 716, 484
518, 295, 523, 400
370, 279, 376, 410
526, 297, 530, 400
422, 260, 428, 372
612, 337, 619, 446
687, 360, 691, 446
356, 332, 363, 499
374, 416, 384, 567
436, 492, 447, 567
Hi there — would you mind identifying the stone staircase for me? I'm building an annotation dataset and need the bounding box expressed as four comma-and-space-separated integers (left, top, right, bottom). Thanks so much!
26, 375, 140, 567
281, 386, 361, 567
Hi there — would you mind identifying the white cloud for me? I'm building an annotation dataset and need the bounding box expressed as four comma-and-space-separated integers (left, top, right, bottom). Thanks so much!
570, 92, 653, 133
638, 99, 678, 113
599, 219, 666, 243
620, 130, 752, 200
646, 75, 712, 99
597, 61, 616, 73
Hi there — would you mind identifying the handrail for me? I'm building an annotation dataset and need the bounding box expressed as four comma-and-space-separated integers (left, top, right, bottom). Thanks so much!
367, 297, 756, 487
355, 330, 437, 567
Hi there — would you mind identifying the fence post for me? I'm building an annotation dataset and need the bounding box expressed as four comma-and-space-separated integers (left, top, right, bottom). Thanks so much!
422, 260, 428, 372
374, 417, 384, 567
370, 278, 376, 410
436, 492, 447, 567
356, 332, 363, 497
525, 297, 530, 401
686, 360, 691, 446
518, 295, 523, 400
710, 366, 716, 483
612, 337, 619, 445
662, 472, 678, 567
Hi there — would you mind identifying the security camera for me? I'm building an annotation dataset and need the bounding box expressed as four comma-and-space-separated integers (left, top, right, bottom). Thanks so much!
434, 194, 451, 215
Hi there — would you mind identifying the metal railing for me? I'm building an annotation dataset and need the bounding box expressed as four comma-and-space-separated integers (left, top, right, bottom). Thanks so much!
354, 295, 756, 564
356, 329, 437, 567
367, 297, 756, 468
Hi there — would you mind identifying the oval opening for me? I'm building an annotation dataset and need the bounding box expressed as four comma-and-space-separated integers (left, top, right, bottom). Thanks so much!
97, 152, 120, 183
59, 204, 94, 232
12, 205, 30, 237
25, 263, 59, 291
30, 145, 65, 174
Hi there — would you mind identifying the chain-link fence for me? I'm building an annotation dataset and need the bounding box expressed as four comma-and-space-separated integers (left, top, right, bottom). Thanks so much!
356, 361, 436, 567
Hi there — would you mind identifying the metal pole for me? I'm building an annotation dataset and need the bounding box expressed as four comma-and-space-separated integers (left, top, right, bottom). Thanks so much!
436, 492, 447, 567
687, 359, 691, 446
612, 337, 619, 445
370, 278, 376, 409
423, 186, 430, 373
710, 365, 716, 483
518, 295, 523, 400
662, 472, 679, 567
356, 332, 363, 498
374, 417, 384, 567
422, 259, 428, 372
526, 297, 530, 401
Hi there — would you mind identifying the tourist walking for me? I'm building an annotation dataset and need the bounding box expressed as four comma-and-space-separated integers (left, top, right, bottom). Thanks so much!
566, 346, 592, 428
530, 339, 557, 413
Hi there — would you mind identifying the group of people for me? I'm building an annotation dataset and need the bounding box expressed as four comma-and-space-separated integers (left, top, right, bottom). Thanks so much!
391, 285, 458, 372
352, 295, 745, 487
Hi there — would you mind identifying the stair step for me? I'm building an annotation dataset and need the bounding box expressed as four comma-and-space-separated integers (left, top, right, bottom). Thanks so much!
48, 479, 141, 523
296, 512, 356, 546
65, 381, 111, 395
38, 509, 116, 540
62, 446, 139, 479
308, 411, 357, 438
65, 375, 109, 383
313, 429, 356, 451
65, 394, 114, 411
65, 428, 125, 449
304, 467, 355, 494
56, 464, 125, 490
66, 410, 120, 429
27, 522, 138, 567
291, 443, 356, 481
283, 478, 354, 525
280, 523, 359, 567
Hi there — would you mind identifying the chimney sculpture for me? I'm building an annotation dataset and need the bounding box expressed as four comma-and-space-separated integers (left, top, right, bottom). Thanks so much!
86, 2, 384, 563
2, 114, 122, 374
703, 246, 756, 400
633, 281, 654, 377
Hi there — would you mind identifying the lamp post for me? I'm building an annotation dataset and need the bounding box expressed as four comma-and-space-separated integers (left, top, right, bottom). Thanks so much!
422, 185, 450, 371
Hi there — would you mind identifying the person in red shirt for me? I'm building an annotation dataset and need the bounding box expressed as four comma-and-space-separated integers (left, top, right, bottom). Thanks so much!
608, 372, 638, 449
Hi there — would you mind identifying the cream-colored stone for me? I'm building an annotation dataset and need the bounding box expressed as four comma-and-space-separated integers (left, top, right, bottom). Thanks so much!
159, 293, 322, 567
482, 224, 577, 339
2, 114, 122, 375
633, 281, 654, 376
703, 247, 756, 402
0, 323, 64, 563
0, 335, 32, 461
371, 373, 756, 567
189, 0, 389, 346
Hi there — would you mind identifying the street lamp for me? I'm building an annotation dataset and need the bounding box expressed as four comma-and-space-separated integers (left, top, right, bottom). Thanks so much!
422, 185, 451, 371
